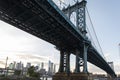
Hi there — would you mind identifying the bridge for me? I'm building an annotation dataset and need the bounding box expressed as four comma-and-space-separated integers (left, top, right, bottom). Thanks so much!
0, 0, 116, 79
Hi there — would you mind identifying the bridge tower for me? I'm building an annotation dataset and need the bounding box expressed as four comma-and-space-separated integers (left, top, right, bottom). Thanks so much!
62, 0, 90, 74
53, 0, 92, 80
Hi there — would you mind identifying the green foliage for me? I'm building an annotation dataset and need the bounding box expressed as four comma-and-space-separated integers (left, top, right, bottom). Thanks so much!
0, 74, 5, 77
27, 66, 40, 78
27, 66, 34, 77
14, 70, 21, 76
32, 72, 40, 78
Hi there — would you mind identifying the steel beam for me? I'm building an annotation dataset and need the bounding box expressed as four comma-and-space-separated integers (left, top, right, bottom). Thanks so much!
62, 1, 87, 14
83, 43, 89, 73
65, 52, 70, 74
75, 49, 80, 73
58, 50, 64, 72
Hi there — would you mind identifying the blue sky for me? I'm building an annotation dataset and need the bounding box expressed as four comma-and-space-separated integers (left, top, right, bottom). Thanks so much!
86, 0, 120, 74
87, 0, 120, 62
55, 0, 120, 72
0, 0, 120, 74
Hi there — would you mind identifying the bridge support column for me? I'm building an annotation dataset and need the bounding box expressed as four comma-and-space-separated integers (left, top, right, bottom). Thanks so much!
83, 43, 89, 73
75, 49, 80, 73
53, 50, 71, 80
58, 50, 64, 72
65, 53, 70, 74
58, 50, 71, 73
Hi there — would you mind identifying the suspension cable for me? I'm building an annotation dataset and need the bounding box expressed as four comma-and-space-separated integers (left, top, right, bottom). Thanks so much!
86, 25, 97, 48
86, 6, 106, 60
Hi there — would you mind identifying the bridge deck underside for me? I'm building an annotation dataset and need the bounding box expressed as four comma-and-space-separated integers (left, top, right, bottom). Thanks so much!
0, 0, 116, 77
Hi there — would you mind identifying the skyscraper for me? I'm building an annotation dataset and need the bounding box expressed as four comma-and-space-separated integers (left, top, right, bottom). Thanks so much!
26, 62, 31, 69
9, 63, 14, 69
41, 62, 44, 69
48, 60, 51, 72
16, 61, 23, 70
53, 64, 56, 73
48, 60, 54, 73
51, 62, 53, 73
13, 61, 16, 70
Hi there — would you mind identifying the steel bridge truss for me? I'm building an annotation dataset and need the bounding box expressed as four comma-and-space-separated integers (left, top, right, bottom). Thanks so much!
0, 0, 116, 77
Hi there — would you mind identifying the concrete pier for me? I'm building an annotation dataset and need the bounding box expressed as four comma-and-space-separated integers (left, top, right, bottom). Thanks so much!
53, 73, 93, 80
70, 73, 93, 80
53, 73, 70, 80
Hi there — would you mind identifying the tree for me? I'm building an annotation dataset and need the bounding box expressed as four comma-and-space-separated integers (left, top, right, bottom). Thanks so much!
27, 66, 40, 78
14, 70, 21, 76
27, 66, 34, 77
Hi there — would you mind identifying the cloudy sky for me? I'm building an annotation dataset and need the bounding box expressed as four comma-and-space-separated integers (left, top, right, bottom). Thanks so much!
0, 0, 120, 74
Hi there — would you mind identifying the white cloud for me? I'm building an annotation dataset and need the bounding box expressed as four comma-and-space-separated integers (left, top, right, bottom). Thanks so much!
114, 63, 120, 74
0, 21, 60, 68
104, 53, 110, 58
